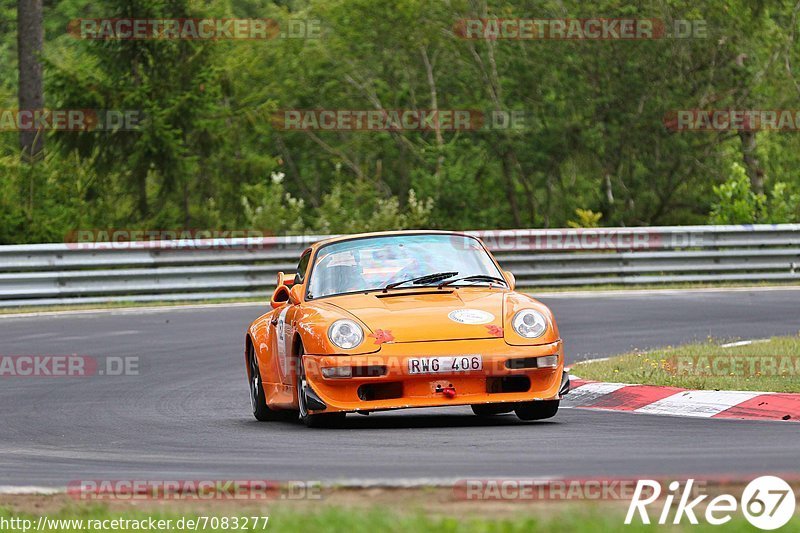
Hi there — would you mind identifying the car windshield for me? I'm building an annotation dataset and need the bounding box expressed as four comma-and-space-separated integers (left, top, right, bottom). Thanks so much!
307, 234, 503, 299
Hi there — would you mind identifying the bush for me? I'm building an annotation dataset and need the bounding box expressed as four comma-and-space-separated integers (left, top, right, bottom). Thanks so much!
709, 163, 765, 224
567, 208, 603, 228
240, 172, 306, 234
709, 162, 798, 224
313, 179, 434, 234
0, 151, 107, 244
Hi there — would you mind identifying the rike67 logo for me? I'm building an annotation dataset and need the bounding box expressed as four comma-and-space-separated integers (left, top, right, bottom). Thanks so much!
626, 476, 796, 530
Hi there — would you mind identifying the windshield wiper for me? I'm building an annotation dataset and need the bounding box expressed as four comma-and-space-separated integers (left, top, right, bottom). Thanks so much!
438, 274, 508, 288
383, 271, 459, 292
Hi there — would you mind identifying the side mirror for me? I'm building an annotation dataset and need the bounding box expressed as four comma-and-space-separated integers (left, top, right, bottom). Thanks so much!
276, 271, 295, 287
503, 270, 516, 290
289, 284, 304, 305
270, 285, 291, 309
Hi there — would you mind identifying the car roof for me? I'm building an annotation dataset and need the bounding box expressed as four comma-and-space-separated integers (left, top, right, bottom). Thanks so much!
308, 230, 477, 251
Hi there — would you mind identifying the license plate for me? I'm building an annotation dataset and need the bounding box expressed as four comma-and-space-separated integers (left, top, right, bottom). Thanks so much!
407, 355, 483, 375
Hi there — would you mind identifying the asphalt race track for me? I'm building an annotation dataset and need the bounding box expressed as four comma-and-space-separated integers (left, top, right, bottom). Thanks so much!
1, 288, 799, 487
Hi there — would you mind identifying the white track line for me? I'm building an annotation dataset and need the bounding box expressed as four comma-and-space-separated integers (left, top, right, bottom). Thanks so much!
0, 486, 62, 495
720, 339, 771, 348
572, 357, 610, 365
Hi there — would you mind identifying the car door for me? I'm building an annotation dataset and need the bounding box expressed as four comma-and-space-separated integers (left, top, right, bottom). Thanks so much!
274, 249, 311, 386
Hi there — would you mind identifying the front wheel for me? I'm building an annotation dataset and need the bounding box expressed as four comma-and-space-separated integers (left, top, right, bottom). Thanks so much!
515, 400, 559, 421
297, 347, 345, 428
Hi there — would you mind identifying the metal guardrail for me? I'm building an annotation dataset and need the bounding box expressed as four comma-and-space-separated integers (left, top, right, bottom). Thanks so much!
1, 225, 799, 307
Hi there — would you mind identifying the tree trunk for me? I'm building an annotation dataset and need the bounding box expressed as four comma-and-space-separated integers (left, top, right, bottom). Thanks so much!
501, 149, 522, 226
17, 0, 45, 162
136, 169, 148, 219
738, 130, 764, 195
420, 45, 444, 179
604, 172, 614, 207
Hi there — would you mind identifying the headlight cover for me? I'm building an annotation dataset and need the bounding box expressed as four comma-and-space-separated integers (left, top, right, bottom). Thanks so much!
512, 309, 548, 339
328, 319, 364, 350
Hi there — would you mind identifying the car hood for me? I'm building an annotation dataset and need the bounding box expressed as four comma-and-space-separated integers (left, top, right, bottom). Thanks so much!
323, 288, 506, 343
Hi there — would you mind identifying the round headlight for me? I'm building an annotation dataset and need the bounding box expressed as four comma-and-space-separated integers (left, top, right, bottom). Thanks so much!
512, 310, 548, 339
328, 319, 364, 350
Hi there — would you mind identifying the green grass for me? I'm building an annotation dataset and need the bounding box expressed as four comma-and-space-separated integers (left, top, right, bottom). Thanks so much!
2, 505, 796, 532
573, 334, 800, 392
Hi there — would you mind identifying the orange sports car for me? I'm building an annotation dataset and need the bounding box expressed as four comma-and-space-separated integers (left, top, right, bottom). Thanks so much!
245, 231, 569, 427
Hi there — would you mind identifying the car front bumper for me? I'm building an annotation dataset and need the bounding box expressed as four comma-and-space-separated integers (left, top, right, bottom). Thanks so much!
303, 338, 565, 413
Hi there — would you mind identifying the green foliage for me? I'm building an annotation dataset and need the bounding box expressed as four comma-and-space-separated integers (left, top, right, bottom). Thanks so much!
313, 180, 433, 234
709, 163, 766, 224
709, 163, 798, 224
241, 172, 306, 234
0, 150, 109, 243
2, 0, 800, 243
767, 182, 800, 224
567, 209, 603, 229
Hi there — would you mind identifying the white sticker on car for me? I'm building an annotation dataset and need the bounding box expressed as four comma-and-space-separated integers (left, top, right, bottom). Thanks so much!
448, 309, 495, 325
276, 307, 290, 376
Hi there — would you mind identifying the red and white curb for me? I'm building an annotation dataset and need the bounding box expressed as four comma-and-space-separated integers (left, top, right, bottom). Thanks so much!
564, 379, 799, 422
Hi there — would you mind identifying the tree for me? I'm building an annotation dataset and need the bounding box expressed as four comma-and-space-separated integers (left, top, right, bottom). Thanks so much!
17, 0, 44, 161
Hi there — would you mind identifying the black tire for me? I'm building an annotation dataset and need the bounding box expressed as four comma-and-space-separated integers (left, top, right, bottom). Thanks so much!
515, 400, 559, 421
248, 343, 282, 421
297, 345, 346, 428
471, 404, 515, 417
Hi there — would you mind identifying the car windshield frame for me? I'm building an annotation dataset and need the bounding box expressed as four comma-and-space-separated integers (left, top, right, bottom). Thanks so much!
304, 233, 505, 301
